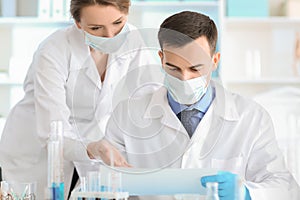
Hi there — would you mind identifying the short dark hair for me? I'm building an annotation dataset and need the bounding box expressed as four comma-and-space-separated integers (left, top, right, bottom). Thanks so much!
158, 11, 218, 56
71, 0, 131, 22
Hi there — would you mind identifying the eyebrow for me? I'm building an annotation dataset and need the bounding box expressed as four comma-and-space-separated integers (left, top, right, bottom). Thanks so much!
87, 16, 124, 27
165, 62, 204, 69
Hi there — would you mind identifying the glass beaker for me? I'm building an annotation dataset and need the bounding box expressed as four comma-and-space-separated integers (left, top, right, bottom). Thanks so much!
9, 181, 36, 200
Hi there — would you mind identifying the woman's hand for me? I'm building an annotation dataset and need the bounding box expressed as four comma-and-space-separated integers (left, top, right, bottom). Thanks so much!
87, 139, 132, 167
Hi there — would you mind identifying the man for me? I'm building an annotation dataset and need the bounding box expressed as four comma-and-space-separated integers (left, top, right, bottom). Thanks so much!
104, 11, 299, 199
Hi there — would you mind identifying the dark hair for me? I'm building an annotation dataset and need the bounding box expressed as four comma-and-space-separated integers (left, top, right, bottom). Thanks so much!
71, 0, 131, 22
158, 11, 218, 55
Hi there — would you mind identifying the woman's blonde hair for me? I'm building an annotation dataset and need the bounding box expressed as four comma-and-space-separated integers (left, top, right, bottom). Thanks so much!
71, 0, 131, 22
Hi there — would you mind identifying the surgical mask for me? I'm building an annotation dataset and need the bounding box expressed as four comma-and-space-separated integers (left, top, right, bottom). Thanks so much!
84, 23, 129, 54
164, 72, 208, 105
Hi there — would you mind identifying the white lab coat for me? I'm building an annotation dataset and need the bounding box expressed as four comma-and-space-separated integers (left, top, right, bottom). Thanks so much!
105, 81, 300, 200
0, 24, 162, 199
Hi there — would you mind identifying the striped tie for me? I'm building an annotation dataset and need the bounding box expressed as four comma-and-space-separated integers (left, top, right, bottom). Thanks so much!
178, 109, 199, 138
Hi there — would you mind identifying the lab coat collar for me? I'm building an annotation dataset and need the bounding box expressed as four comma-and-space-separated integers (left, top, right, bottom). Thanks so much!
144, 87, 189, 134
68, 25, 91, 70
68, 24, 135, 90
211, 80, 240, 121
68, 25, 102, 89
144, 81, 240, 121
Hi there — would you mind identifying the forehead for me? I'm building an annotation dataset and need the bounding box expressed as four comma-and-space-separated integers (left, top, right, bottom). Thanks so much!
163, 36, 211, 65
80, 5, 123, 24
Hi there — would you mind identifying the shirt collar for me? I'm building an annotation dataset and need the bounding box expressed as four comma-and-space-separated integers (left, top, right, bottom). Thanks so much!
167, 84, 214, 115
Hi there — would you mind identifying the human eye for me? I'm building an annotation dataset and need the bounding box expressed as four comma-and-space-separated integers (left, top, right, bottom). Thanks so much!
90, 26, 103, 31
113, 20, 122, 25
191, 65, 205, 72
191, 68, 201, 72
167, 67, 179, 71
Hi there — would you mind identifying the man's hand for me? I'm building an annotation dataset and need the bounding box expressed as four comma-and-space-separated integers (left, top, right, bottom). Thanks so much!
87, 139, 132, 167
201, 171, 249, 200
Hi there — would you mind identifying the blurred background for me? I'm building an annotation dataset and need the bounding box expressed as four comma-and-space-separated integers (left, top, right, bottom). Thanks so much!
0, 0, 299, 184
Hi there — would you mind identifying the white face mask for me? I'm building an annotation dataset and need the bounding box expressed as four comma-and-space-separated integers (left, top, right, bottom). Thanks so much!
164, 72, 208, 105
84, 23, 129, 53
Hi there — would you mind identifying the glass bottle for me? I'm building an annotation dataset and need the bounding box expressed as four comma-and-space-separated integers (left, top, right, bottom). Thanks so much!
205, 182, 220, 200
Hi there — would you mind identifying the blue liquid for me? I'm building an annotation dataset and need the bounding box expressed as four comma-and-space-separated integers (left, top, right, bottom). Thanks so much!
60, 182, 64, 200
51, 182, 64, 200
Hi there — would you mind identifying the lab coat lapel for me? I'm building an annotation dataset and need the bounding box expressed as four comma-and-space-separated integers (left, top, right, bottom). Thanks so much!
190, 105, 223, 160
94, 54, 130, 117
144, 87, 188, 136
211, 81, 239, 121
190, 81, 240, 159
68, 25, 102, 90
104, 53, 129, 90
83, 58, 102, 90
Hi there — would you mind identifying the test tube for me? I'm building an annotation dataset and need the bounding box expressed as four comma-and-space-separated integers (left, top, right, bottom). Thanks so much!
107, 171, 122, 193
107, 149, 122, 194
80, 177, 87, 192
87, 171, 101, 192
47, 121, 64, 200
86, 171, 101, 200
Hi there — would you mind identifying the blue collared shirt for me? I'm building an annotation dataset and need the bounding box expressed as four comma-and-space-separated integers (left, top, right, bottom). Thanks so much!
167, 85, 215, 134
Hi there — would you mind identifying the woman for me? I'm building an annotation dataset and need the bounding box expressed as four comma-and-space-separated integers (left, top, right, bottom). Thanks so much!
0, 0, 159, 198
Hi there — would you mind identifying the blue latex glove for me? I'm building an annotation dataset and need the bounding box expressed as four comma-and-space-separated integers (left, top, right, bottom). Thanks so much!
245, 187, 251, 200
201, 171, 244, 200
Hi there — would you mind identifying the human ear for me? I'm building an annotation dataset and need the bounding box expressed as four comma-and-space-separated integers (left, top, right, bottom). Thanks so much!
212, 52, 220, 70
158, 50, 164, 66
75, 21, 82, 29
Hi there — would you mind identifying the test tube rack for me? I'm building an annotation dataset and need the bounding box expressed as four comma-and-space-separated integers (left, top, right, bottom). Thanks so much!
70, 186, 129, 200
